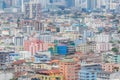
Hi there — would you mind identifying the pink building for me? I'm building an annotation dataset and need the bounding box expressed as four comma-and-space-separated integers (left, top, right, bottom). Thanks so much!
101, 63, 119, 72
24, 38, 49, 55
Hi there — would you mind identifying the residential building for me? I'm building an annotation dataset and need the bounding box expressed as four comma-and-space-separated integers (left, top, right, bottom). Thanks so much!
24, 38, 49, 55
0, 51, 12, 64
67, 45, 76, 54
0, 0, 5, 10
39, 0, 49, 9
59, 58, 80, 80
19, 51, 31, 59
97, 71, 111, 80
36, 51, 51, 58
78, 64, 102, 80
92, 34, 111, 43
14, 33, 24, 46
101, 63, 120, 72
76, 42, 96, 53
74, 0, 81, 8
24, 0, 41, 19
34, 54, 50, 63
13, 60, 29, 72
9, 53, 20, 62
31, 63, 52, 70
35, 69, 63, 80
38, 33, 54, 43
96, 43, 112, 53
112, 55, 120, 63
57, 44, 67, 55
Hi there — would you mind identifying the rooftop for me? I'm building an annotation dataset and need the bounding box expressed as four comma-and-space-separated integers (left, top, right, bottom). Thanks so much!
37, 69, 60, 75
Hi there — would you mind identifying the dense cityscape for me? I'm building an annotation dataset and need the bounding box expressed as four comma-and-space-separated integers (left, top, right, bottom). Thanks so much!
0, 0, 120, 80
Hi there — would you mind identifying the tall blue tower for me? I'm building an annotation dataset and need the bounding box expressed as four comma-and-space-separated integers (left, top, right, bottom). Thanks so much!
0, 0, 6, 10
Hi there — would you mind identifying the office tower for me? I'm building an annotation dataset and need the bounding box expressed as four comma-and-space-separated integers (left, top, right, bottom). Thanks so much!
4, 0, 12, 7
21, 0, 30, 12
0, 0, 6, 10
39, 0, 49, 9
109, 0, 118, 10
14, 35, 24, 46
24, 0, 41, 20
80, 0, 87, 9
75, 0, 81, 7
13, 0, 23, 7
87, 0, 97, 10
4, 0, 23, 7
0, 0, 3, 10
79, 0, 101, 11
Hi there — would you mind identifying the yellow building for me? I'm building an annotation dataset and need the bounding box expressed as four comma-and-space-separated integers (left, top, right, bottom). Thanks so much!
31, 63, 52, 70
35, 69, 63, 80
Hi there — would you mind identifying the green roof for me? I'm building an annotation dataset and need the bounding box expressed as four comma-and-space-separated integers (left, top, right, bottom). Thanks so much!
61, 59, 75, 62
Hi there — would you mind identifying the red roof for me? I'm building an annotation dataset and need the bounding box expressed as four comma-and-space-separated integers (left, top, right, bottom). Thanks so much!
13, 60, 25, 65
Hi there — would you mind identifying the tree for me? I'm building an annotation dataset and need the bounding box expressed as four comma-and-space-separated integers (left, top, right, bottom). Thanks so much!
111, 47, 119, 53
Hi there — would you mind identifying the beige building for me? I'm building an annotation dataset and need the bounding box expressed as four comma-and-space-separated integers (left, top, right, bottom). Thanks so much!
76, 42, 96, 53
31, 63, 52, 70
62, 33, 80, 41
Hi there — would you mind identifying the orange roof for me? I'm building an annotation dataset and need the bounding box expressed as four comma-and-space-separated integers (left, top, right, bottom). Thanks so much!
75, 52, 83, 54
49, 60, 60, 64
13, 60, 25, 65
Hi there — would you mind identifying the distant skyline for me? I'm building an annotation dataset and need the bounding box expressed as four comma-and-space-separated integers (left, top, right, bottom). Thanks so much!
0, 0, 120, 13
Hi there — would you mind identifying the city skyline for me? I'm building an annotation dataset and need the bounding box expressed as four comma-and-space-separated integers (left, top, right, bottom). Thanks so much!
0, 0, 120, 80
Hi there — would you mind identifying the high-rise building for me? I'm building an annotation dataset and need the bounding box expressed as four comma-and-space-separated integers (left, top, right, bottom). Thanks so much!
14, 34, 24, 46
39, 0, 49, 8
80, 0, 100, 11
75, 0, 81, 7
78, 64, 102, 80
0, 0, 6, 10
21, 0, 30, 12
12, 0, 23, 7
24, 38, 49, 55
24, 0, 41, 19
59, 59, 80, 80
87, 0, 97, 11
4, 0, 12, 8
